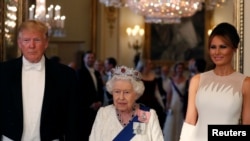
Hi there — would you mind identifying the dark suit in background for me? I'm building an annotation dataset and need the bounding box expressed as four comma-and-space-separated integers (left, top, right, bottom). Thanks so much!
76, 51, 104, 140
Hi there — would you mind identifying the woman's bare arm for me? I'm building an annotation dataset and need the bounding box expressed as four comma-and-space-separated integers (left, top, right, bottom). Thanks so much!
184, 74, 200, 125
242, 76, 250, 124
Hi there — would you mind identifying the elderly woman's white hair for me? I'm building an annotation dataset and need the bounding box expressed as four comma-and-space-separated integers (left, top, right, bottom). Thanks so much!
106, 66, 145, 98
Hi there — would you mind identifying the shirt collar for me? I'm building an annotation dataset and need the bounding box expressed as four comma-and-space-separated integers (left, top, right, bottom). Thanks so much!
23, 56, 45, 71
85, 64, 95, 72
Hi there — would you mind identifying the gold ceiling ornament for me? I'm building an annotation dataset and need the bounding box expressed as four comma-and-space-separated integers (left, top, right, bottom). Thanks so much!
105, 6, 118, 36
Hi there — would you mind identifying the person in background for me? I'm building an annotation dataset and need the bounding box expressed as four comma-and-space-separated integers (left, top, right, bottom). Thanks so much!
68, 61, 77, 70
183, 58, 207, 118
163, 62, 187, 141
186, 58, 195, 77
76, 50, 104, 140
153, 65, 166, 113
136, 59, 166, 129
0, 20, 80, 140
94, 59, 108, 86
103, 57, 117, 105
89, 66, 164, 141
179, 22, 250, 141
94, 59, 109, 106
156, 64, 171, 108
104, 57, 117, 80
49, 56, 61, 63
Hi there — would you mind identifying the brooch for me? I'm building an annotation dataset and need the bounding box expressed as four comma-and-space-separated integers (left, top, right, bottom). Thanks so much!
137, 110, 151, 123
133, 122, 146, 134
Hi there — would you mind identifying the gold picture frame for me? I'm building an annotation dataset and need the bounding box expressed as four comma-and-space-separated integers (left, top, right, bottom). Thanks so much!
234, 0, 244, 73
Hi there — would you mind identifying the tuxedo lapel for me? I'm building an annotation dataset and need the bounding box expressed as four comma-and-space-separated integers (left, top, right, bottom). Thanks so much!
0, 57, 25, 140
40, 58, 55, 122
11, 58, 24, 124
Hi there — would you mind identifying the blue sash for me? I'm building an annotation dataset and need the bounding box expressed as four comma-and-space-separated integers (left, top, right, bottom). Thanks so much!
113, 104, 150, 141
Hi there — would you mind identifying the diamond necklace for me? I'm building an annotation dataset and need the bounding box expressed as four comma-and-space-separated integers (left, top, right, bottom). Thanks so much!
116, 106, 136, 127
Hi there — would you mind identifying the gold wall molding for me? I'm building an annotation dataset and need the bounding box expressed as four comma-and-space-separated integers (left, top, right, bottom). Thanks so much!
105, 6, 118, 37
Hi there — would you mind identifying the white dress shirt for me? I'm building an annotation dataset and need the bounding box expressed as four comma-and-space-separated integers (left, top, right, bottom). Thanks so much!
21, 56, 45, 141
86, 65, 97, 90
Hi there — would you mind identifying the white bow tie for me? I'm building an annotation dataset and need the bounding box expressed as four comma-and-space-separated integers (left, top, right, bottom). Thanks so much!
23, 62, 42, 71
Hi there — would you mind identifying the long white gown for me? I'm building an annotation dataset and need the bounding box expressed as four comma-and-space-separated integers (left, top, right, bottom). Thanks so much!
163, 79, 186, 141
191, 70, 246, 141
89, 105, 164, 141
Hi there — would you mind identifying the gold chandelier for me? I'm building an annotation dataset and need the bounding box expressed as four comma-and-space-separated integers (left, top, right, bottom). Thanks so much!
126, 0, 203, 24
99, 0, 227, 24
28, 0, 66, 37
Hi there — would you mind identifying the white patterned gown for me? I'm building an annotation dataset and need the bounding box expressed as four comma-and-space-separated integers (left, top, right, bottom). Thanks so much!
163, 79, 186, 141
191, 70, 246, 141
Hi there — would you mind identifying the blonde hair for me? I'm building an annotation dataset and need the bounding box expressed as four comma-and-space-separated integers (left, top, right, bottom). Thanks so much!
18, 20, 49, 39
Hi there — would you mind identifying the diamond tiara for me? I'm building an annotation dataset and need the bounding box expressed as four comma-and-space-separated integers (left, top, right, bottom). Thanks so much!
111, 66, 142, 81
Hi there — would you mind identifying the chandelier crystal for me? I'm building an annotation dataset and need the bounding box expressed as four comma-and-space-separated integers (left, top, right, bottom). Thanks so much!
144, 17, 182, 24
29, 0, 66, 37
126, 0, 203, 24
98, 0, 227, 24
99, 0, 127, 7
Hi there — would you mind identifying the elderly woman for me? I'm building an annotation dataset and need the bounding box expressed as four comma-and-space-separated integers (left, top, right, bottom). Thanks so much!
89, 66, 164, 141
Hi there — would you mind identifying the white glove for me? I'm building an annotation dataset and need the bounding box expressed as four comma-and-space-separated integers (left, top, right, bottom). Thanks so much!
179, 122, 195, 141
